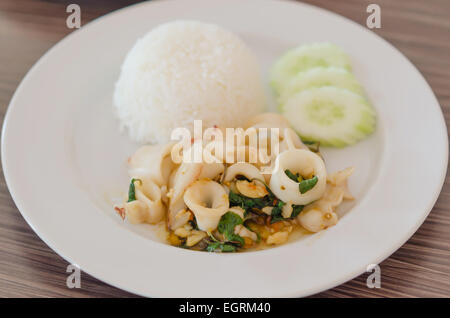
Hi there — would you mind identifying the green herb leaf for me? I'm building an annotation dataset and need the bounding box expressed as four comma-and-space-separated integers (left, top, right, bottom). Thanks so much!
206, 242, 237, 253
271, 200, 285, 217
229, 191, 255, 209
228, 191, 273, 211
221, 243, 237, 252
203, 212, 247, 253
299, 176, 318, 194
217, 212, 245, 246
270, 200, 286, 224
271, 203, 304, 223
127, 178, 142, 202
291, 204, 304, 218
285, 169, 300, 182
270, 216, 284, 224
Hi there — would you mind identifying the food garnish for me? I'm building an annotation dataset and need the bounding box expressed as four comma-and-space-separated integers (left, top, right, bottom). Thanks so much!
271, 43, 376, 147
127, 178, 142, 202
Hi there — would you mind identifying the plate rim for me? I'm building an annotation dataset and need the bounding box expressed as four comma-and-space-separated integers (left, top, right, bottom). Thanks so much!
2, 0, 448, 297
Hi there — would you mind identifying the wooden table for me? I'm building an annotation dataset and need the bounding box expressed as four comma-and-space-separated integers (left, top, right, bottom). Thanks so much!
0, 0, 449, 298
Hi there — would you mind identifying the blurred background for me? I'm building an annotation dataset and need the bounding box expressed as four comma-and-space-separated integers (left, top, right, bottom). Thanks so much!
0, 0, 449, 297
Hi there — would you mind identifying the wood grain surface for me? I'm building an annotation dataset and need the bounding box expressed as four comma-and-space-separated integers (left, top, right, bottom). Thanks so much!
0, 0, 449, 298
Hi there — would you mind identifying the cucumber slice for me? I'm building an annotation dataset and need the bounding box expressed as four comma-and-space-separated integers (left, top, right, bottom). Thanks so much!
270, 43, 352, 94
282, 87, 376, 147
278, 67, 366, 106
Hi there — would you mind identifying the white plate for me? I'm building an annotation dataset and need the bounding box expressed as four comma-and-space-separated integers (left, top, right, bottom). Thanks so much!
2, 0, 448, 297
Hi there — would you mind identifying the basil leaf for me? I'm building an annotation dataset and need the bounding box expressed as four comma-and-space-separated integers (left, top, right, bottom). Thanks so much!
271, 203, 304, 223
299, 176, 318, 194
206, 242, 237, 253
291, 205, 304, 218
229, 191, 253, 209
271, 200, 285, 217
229, 191, 272, 211
270, 201, 285, 224
127, 178, 142, 202
221, 243, 237, 252
285, 169, 300, 182
218, 212, 244, 231
205, 212, 246, 253
270, 216, 284, 224
217, 212, 245, 246
206, 243, 218, 252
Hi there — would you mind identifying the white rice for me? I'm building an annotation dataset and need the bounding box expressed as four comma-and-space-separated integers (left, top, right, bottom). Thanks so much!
113, 20, 266, 144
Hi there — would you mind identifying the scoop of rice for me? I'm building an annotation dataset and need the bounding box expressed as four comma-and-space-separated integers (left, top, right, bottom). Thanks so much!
113, 20, 266, 144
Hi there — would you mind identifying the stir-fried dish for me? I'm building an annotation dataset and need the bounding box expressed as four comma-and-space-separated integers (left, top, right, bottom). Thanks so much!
115, 113, 354, 252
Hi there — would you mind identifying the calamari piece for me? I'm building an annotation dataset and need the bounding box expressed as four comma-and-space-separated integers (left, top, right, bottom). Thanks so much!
128, 142, 176, 186
281, 201, 293, 218
168, 162, 203, 229
235, 179, 268, 198
257, 127, 308, 175
123, 179, 164, 224
244, 112, 291, 130
160, 185, 169, 205
228, 206, 245, 219
296, 168, 354, 232
279, 127, 308, 152
170, 162, 203, 203
186, 231, 207, 247
266, 231, 289, 245
183, 180, 229, 232
168, 166, 178, 190
261, 206, 273, 215
234, 225, 257, 241
327, 167, 354, 200
297, 181, 349, 233
205, 140, 261, 166
228, 127, 257, 148
198, 162, 224, 180
203, 140, 226, 164
171, 208, 192, 230
223, 162, 265, 183
235, 145, 262, 166
270, 149, 327, 205
297, 208, 338, 233
322, 185, 345, 208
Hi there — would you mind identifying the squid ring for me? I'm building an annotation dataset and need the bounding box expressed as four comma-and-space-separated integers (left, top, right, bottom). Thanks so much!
270, 149, 327, 205
128, 142, 176, 187
223, 162, 265, 183
183, 180, 229, 232
124, 179, 165, 224
279, 128, 308, 152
